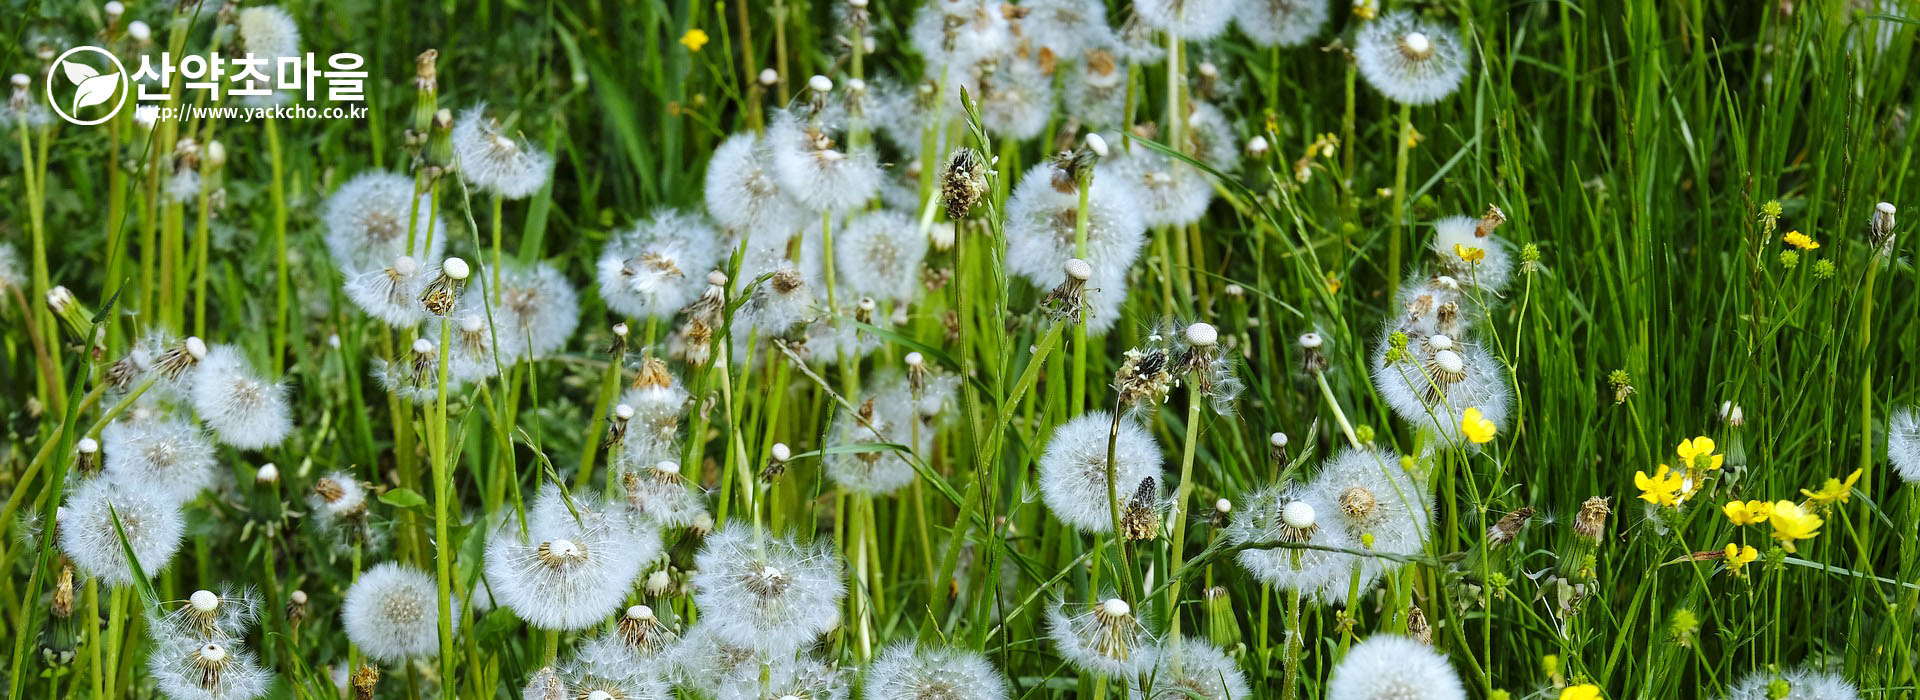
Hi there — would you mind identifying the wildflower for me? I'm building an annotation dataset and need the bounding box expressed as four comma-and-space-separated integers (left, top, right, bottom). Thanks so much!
1801, 468, 1862, 505
1723, 500, 1772, 526
834, 209, 928, 303
1037, 412, 1165, 533
485, 487, 657, 631
1114, 340, 1178, 409
1675, 436, 1723, 471
101, 418, 218, 502
1041, 258, 1095, 323
1326, 635, 1467, 700
191, 346, 292, 450
597, 209, 723, 321
1561, 684, 1602, 700
58, 477, 186, 587
765, 109, 882, 214
1354, 12, 1470, 106
704, 133, 811, 236
864, 644, 1009, 700
1047, 597, 1152, 676
1236, 0, 1331, 48
1724, 543, 1758, 574
342, 562, 458, 664
1461, 406, 1496, 444
447, 311, 507, 382
941, 147, 990, 221
1226, 481, 1369, 603
1372, 332, 1510, 443
1131, 640, 1251, 700
1782, 230, 1819, 250
1725, 668, 1860, 700
1633, 465, 1685, 507
1891, 408, 1920, 484
558, 651, 672, 700
1134, 0, 1237, 39
1119, 477, 1161, 542
690, 524, 845, 653
1004, 161, 1147, 335
451, 105, 556, 199
1454, 243, 1485, 264
1433, 214, 1512, 292
147, 638, 271, 700
322, 171, 445, 274
1062, 51, 1130, 129
1766, 500, 1822, 552
1016, 0, 1110, 59
680, 28, 709, 51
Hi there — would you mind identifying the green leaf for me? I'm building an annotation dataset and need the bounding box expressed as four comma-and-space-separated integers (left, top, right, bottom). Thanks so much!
378, 488, 428, 509
108, 504, 161, 611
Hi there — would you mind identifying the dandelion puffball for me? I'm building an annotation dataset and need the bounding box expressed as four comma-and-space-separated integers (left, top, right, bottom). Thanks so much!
1891, 408, 1920, 484
833, 209, 928, 303
101, 418, 218, 502
235, 6, 300, 60
323, 171, 446, 274
486, 488, 655, 631
452, 105, 556, 199
765, 110, 882, 215
1235, 0, 1330, 48
1326, 635, 1467, 700
1225, 482, 1367, 603
342, 562, 459, 664
191, 345, 292, 450
1046, 597, 1152, 677
1004, 163, 1148, 335
597, 209, 725, 320
1355, 12, 1470, 106
1038, 412, 1165, 533
59, 477, 186, 587
864, 644, 1009, 700
1133, 0, 1240, 40
1723, 667, 1861, 700
1130, 640, 1250, 700
147, 637, 271, 700
690, 524, 846, 653
1431, 215, 1512, 293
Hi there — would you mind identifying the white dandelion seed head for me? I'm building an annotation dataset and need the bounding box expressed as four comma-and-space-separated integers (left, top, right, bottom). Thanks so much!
1005, 163, 1148, 335
147, 635, 271, 700
1017, 0, 1110, 58
825, 393, 926, 496
487, 487, 657, 631
1225, 481, 1368, 603
1038, 412, 1165, 533
1371, 331, 1510, 444
1134, 0, 1240, 39
190, 346, 292, 450
1891, 408, 1920, 484
691, 524, 846, 654
834, 209, 928, 303
909, 0, 1014, 69
344, 256, 429, 327
1354, 12, 1470, 106
616, 379, 692, 469
1314, 447, 1432, 583
714, 654, 848, 700
976, 52, 1053, 141
616, 456, 708, 530
1099, 149, 1214, 229
0, 243, 23, 290
864, 643, 1009, 700
342, 562, 457, 664
484, 260, 581, 359
1046, 596, 1155, 677
599, 209, 725, 320
1131, 640, 1251, 700
152, 587, 260, 644
452, 104, 555, 199
101, 418, 217, 502
1062, 53, 1131, 129
1235, 0, 1330, 48
706, 133, 812, 237
307, 470, 368, 524
1182, 101, 1241, 172
766, 110, 882, 215
1724, 667, 1860, 700
734, 262, 819, 338
560, 654, 673, 700
59, 477, 185, 587
1430, 215, 1512, 293
664, 624, 773, 694
1327, 635, 1466, 700
323, 171, 446, 275
235, 6, 300, 61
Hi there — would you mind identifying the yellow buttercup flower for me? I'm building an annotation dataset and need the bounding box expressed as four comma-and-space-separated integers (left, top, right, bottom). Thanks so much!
1461, 407, 1496, 444
1675, 436, 1723, 470
1722, 500, 1771, 526
1801, 468, 1862, 505
1768, 500, 1822, 552
1782, 230, 1820, 250
1724, 543, 1758, 573
1454, 243, 1486, 264
1560, 684, 1602, 700
1634, 464, 1685, 507
680, 28, 710, 52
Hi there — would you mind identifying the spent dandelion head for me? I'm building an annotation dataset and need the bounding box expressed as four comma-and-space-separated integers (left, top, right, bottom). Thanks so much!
1354, 12, 1470, 105
1037, 412, 1165, 533
1047, 596, 1153, 676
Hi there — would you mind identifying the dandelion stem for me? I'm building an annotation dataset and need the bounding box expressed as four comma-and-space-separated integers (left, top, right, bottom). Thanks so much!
1387, 101, 1413, 302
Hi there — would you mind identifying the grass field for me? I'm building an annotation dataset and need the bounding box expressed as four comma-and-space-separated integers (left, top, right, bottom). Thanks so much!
4, 1, 1920, 699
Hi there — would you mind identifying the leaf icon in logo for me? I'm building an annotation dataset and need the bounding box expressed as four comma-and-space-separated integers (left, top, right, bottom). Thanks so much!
64, 59, 120, 115
61, 60, 100, 86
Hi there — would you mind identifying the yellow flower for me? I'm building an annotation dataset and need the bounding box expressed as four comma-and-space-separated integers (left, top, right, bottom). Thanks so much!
1722, 500, 1771, 526
1767, 500, 1822, 552
1782, 230, 1820, 250
1724, 543, 1758, 572
1454, 243, 1486, 264
1800, 468, 1862, 505
680, 28, 710, 52
1461, 407, 1496, 444
1675, 436, 1723, 471
1560, 684, 1602, 700
1634, 464, 1685, 507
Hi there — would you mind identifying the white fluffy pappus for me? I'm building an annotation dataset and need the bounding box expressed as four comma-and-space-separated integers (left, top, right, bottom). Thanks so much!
558, 655, 672, 700
486, 487, 657, 631
615, 379, 693, 468
690, 524, 846, 654
101, 417, 218, 502
704, 133, 812, 237
598, 209, 724, 320
146, 636, 271, 700
1134, 0, 1241, 40
1312, 447, 1432, 584
344, 256, 428, 327
825, 395, 927, 496
0, 242, 23, 290
1890, 408, 1920, 484
190, 345, 292, 450
1131, 640, 1251, 700
322, 171, 446, 275
1354, 12, 1470, 106
486, 260, 582, 359
1326, 635, 1466, 700
452, 105, 556, 199
734, 263, 819, 338
1017, 0, 1111, 59
1046, 597, 1155, 677
713, 654, 848, 700
765, 110, 883, 215
976, 52, 1053, 142
1430, 215, 1512, 294
863, 643, 1009, 700
1235, 0, 1330, 48
617, 458, 709, 530
1098, 148, 1214, 229
1037, 412, 1165, 533
446, 310, 510, 382
307, 470, 369, 525
1182, 100, 1242, 173
341, 561, 458, 664
1004, 163, 1148, 335
833, 209, 928, 303
1224, 481, 1369, 604
151, 587, 260, 643
1061, 50, 1131, 129
235, 6, 300, 60
908, 0, 1014, 70
663, 623, 773, 695
1723, 667, 1860, 700
58, 476, 186, 587
1370, 331, 1511, 444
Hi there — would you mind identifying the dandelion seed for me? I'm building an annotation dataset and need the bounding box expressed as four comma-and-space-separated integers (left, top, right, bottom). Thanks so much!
864, 643, 1009, 700
1038, 412, 1165, 533
1327, 635, 1467, 700
323, 171, 445, 274
690, 524, 845, 653
834, 209, 929, 302
148, 638, 271, 700
1131, 640, 1249, 700
154, 588, 259, 642
766, 110, 882, 214
1354, 12, 1470, 105
101, 418, 218, 502
734, 264, 818, 337
1062, 49, 1130, 129
1134, 0, 1240, 40
59, 477, 186, 587
486, 487, 656, 631
342, 562, 457, 664
1047, 597, 1153, 676
452, 105, 555, 199
1182, 101, 1242, 172
523, 667, 569, 700
1235, 0, 1331, 48
664, 624, 771, 694
598, 210, 724, 321
190, 346, 292, 450
1372, 330, 1509, 443
344, 255, 428, 326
